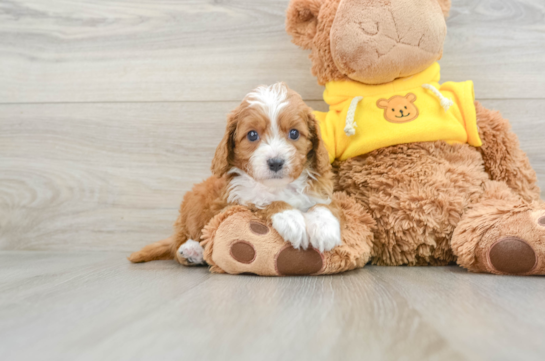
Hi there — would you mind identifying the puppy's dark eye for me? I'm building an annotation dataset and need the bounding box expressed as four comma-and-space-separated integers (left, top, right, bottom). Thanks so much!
289, 129, 300, 140
404, 106, 407, 109
247, 130, 259, 142
392, 109, 395, 112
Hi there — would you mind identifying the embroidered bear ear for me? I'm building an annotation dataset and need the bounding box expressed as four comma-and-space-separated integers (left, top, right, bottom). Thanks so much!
405, 93, 417, 103
286, 0, 324, 50
376, 99, 389, 109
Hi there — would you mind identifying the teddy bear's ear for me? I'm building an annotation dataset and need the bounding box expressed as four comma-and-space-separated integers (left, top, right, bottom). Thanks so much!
286, 0, 324, 50
436, 0, 452, 18
376, 99, 389, 109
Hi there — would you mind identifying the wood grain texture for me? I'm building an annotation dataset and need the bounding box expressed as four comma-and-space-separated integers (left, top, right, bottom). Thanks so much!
0, 101, 233, 251
0, 0, 545, 103
1, 252, 545, 361
1, 100, 543, 252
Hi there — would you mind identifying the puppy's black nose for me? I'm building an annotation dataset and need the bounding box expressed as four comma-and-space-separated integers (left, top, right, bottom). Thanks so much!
267, 158, 284, 172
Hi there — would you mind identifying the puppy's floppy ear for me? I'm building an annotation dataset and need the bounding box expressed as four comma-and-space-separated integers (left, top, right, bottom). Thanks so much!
435, 0, 452, 18
306, 108, 331, 176
286, 0, 324, 50
211, 110, 238, 177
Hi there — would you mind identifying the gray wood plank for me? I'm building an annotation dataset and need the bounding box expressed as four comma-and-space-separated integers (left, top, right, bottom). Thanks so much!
0, 0, 544, 103
0, 251, 212, 361
377, 267, 545, 361
1, 251, 545, 361
1, 99, 543, 252
0, 101, 255, 252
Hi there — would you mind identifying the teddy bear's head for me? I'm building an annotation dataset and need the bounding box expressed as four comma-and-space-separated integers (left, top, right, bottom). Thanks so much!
286, 0, 451, 85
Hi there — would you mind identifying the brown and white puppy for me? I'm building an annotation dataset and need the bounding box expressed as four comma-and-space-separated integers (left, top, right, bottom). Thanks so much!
129, 83, 342, 265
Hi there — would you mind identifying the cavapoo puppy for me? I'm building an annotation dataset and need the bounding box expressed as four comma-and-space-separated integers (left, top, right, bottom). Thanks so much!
129, 83, 342, 266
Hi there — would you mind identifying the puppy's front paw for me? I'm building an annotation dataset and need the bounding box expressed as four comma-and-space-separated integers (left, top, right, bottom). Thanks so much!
305, 207, 341, 252
272, 209, 309, 250
178, 239, 205, 265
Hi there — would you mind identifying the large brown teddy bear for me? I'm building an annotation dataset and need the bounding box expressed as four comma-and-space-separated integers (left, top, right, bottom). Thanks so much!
281, 0, 545, 275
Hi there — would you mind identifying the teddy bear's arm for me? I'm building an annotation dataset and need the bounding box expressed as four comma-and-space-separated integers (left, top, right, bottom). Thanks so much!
475, 101, 540, 202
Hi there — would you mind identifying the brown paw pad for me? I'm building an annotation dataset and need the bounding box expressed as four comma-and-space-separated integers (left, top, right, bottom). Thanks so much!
488, 237, 537, 275
230, 240, 256, 264
275, 246, 323, 276
249, 220, 269, 235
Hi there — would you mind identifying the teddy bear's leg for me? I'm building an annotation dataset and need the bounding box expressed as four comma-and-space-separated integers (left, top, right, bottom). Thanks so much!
205, 211, 326, 276
452, 181, 545, 275
476, 102, 541, 203
201, 193, 375, 276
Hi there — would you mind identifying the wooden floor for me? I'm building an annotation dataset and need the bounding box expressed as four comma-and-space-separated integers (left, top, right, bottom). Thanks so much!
1, 252, 545, 361
1, 0, 545, 360
2, 253, 545, 361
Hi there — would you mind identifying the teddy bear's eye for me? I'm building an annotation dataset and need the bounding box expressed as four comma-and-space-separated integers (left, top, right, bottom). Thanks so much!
392, 109, 395, 112
404, 106, 407, 109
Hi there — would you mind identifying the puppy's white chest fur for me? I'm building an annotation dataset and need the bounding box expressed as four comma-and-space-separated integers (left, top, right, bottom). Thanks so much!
227, 168, 330, 211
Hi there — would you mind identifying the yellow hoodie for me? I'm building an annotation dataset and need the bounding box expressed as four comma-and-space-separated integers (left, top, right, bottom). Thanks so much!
314, 63, 482, 163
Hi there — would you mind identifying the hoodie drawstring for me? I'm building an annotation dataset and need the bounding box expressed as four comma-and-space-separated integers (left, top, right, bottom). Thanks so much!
344, 96, 363, 136
422, 84, 453, 112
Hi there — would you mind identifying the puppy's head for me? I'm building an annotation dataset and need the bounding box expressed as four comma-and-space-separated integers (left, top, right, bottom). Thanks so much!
211, 82, 330, 187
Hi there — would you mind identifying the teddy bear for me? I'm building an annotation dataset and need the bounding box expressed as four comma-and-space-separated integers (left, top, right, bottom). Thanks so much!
281, 0, 545, 275
202, 0, 545, 276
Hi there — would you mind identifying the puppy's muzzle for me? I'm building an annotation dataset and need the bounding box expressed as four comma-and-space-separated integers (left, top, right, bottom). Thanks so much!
267, 158, 285, 172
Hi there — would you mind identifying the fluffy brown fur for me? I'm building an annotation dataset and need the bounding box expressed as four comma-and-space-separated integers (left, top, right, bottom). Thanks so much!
129, 84, 336, 265
451, 184, 545, 275
475, 101, 540, 203
335, 141, 483, 266
286, 0, 545, 275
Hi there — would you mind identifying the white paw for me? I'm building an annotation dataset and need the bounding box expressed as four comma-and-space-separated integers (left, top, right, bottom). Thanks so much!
178, 239, 204, 264
272, 209, 309, 250
304, 207, 342, 252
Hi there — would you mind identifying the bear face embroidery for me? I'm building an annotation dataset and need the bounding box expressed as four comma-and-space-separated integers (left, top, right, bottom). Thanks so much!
377, 93, 419, 123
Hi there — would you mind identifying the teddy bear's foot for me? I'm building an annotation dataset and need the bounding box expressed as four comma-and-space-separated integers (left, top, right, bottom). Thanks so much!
200, 193, 375, 276
203, 211, 325, 276
231, 240, 325, 276
453, 200, 545, 275
273, 244, 324, 276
